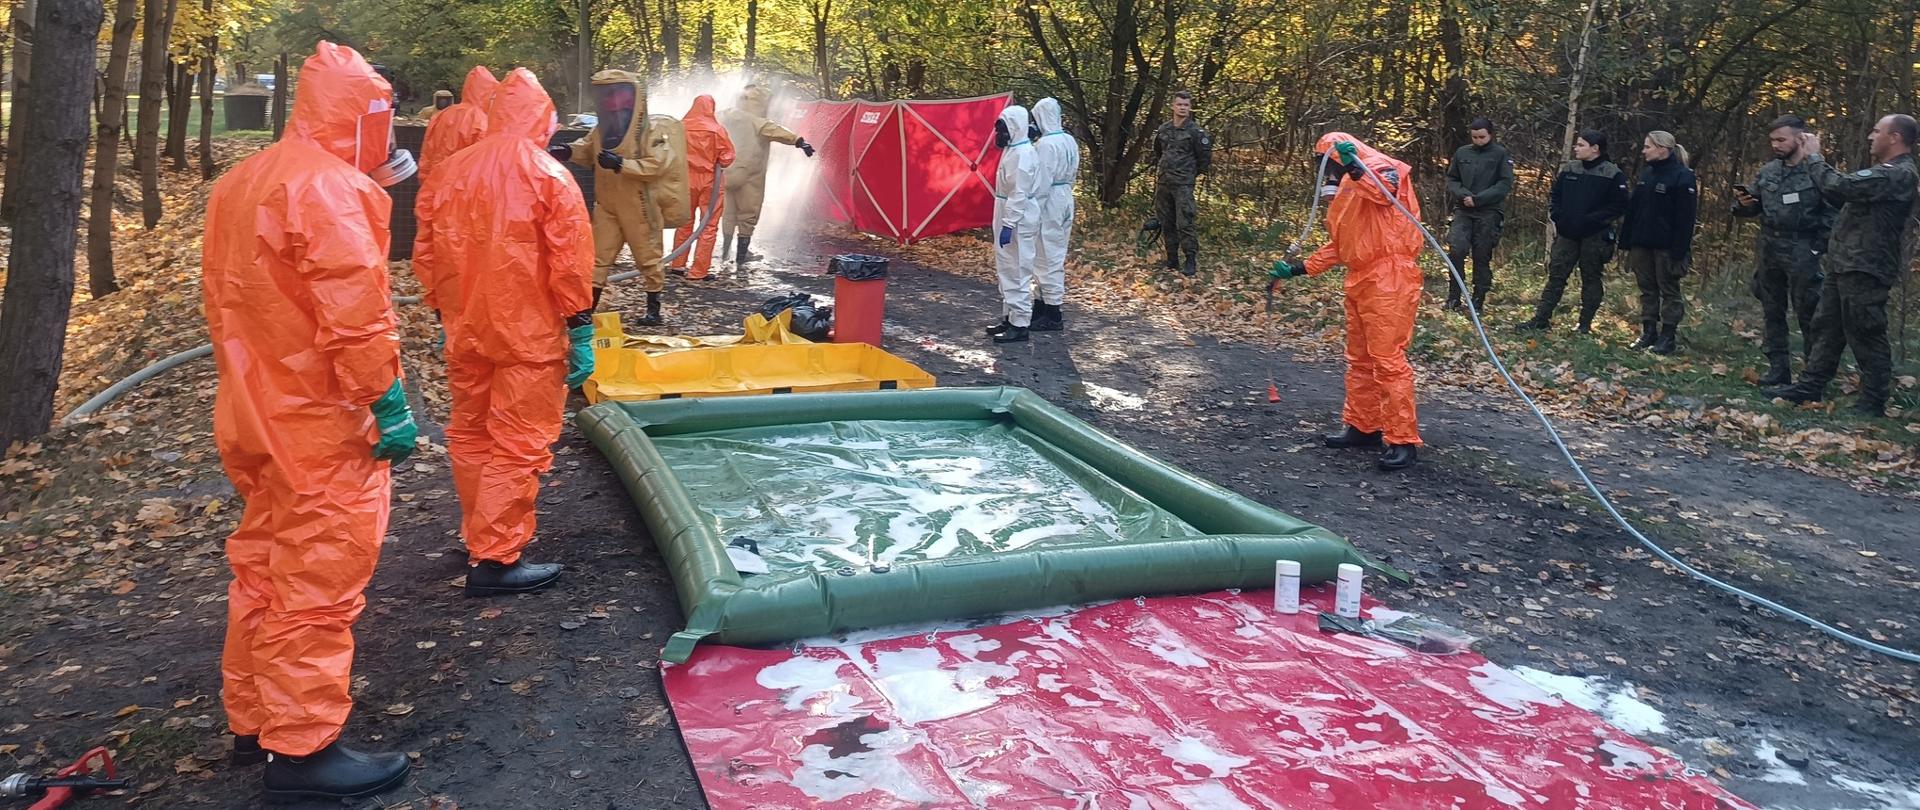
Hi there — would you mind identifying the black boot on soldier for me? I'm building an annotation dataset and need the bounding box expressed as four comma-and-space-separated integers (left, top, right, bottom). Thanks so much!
1631, 320, 1658, 349
1181, 252, 1198, 277
1757, 355, 1792, 387
1377, 444, 1418, 471
1324, 425, 1384, 449
262, 742, 410, 802
1650, 324, 1677, 355
465, 560, 564, 596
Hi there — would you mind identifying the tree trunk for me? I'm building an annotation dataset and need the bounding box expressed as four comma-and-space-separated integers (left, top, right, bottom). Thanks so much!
0, 0, 39, 221
744, 0, 757, 70
1550, 0, 1602, 250
809, 0, 832, 98
136, 0, 172, 227
168, 59, 193, 170
198, 6, 215, 180
0, 0, 106, 448
1436, 0, 1471, 166
576, 0, 590, 115
693, 11, 713, 74
87, 0, 139, 299
271, 52, 287, 140
659, 0, 679, 74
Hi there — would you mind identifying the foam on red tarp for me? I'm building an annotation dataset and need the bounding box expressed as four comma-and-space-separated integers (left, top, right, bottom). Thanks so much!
664, 588, 1755, 809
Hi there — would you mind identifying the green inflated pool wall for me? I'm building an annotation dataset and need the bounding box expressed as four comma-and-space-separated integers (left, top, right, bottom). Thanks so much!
577, 387, 1405, 662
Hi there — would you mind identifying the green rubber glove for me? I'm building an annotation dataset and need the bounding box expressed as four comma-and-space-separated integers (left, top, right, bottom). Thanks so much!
1267, 260, 1305, 280
565, 324, 596, 388
1334, 140, 1359, 165
369, 379, 418, 464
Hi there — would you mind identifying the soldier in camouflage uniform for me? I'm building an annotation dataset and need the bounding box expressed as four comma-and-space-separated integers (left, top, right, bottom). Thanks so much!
1443, 117, 1516, 312
1733, 115, 1836, 386
1767, 115, 1919, 417
1152, 91, 1213, 277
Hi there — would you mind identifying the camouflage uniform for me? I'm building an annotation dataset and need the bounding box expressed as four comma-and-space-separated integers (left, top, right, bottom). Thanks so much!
1443, 142, 1516, 310
1732, 158, 1834, 368
1775, 152, 1918, 413
1152, 118, 1212, 274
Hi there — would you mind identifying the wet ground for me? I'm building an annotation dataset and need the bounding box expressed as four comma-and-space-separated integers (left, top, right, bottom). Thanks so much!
1, 229, 1915, 809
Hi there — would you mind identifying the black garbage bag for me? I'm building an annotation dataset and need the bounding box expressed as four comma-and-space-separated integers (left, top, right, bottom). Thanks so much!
759, 292, 834, 342
827, 254, 890, 281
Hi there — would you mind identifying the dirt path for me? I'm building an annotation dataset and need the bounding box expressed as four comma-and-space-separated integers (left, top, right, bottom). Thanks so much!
1, 230, 1914, 809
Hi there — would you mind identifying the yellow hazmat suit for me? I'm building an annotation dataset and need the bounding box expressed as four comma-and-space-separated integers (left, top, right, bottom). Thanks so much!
718, 85, 804, 261
567, 70, 678, 302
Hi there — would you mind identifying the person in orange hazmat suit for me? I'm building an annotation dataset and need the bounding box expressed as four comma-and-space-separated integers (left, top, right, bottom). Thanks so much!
549, 70, 675, 326
718, 84, 814, 266
413, 68, 595, 596
1268, 133, 1425, 471
419, 66, 499, 182
202, 41, 418, 801
668, 94, 735, 280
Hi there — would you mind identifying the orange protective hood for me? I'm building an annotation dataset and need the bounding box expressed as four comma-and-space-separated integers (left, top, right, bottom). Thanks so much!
461, 66, 500, 109
285, 42, 396, 165
683, 94, 724, 138
485, 68, 556, 146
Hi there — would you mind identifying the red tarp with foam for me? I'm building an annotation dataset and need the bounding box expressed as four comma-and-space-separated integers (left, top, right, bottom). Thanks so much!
665, 588, 1755, 810
787, 94, 1009, 243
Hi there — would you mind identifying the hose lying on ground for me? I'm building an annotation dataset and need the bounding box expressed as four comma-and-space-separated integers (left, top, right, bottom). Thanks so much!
1336, 161, 1920, 665
61, 169, 726, 425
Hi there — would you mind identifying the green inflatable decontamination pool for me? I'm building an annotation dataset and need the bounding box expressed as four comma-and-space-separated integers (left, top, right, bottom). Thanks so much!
577, 387, 1401, 662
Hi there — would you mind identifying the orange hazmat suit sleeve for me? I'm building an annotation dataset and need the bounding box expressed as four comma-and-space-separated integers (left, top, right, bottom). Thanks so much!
205, 41, 403, 758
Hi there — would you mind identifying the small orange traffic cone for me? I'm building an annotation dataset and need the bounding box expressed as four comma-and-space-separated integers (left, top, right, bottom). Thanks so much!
1266, 381, 1281, 403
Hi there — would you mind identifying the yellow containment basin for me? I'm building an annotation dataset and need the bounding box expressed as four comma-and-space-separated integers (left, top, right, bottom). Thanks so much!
583, 311, 936, 403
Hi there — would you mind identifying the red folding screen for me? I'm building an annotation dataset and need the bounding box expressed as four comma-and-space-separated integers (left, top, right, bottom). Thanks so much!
788, 93, 1011, 243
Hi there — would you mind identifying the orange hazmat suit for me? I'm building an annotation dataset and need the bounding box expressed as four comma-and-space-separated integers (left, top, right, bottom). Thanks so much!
669, 94, 735, 279
419, 66, 499, 182
414, 68, 594, 566
1303, 132, 1426, 447
204, 41, 404, 757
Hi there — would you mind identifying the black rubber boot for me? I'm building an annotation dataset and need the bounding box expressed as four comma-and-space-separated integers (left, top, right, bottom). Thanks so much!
1377, 444, 1419, 471
232, 734, 266, 767
1650, 324, 1677, 355
590, 286, 603, 312
1181, 252, 1198, 277
1757, 355, 1792, 387
262, 742, 410, 802
464, 560, 564, 596
1513, 317, 1548, 333
1324, 425, 1384, 449
1030, 303, 1063, 332
634, 292, 663, 327
985, 318, 1014, 336
1631, 321, 1658, 349
992, 325, 1030, 343
1765, 382, 1822, 404
736, 236, 754, 267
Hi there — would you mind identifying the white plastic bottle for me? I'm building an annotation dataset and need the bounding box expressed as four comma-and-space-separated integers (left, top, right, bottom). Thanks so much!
1274, 560, 1301, 614
1335, 563, 1363, 619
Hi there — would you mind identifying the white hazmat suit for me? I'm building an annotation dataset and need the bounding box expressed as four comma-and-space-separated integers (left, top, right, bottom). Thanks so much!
1031, 98, 1078, 316
992, 105, 1043, 330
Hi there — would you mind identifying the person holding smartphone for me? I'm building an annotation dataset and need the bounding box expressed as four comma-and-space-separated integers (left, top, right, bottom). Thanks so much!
1733, 115, 1835, 385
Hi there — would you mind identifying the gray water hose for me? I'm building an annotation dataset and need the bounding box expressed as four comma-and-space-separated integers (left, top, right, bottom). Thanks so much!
60, 169, 726, 425
1336, 157, 1920, 665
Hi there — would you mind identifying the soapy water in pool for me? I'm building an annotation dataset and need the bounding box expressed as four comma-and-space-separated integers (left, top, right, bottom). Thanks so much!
653, 420, 1197, 574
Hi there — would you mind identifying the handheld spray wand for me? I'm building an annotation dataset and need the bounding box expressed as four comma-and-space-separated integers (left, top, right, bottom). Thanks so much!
1261, 152, 1336, 403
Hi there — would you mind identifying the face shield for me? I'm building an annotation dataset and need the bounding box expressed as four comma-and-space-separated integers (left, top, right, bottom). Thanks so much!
595, 84, 636, 150
356, 98, 417, 187
434, 93, 453, 110
994, 119, 1011, 149
1313, 153, 1339, 199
